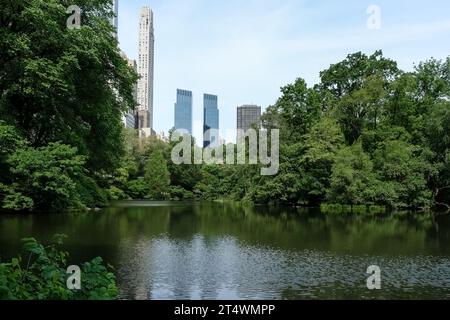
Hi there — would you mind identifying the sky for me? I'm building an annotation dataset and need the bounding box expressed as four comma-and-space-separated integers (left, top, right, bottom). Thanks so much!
117, 0, 450, 142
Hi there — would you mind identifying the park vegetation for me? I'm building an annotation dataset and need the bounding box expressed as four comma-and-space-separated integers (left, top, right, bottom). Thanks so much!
108, 51, 450, 212
0, 1, 449, 213
0, 235, 117, 300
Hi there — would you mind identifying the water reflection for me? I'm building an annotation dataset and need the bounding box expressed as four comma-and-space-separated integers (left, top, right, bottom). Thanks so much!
0, 201, 450, 299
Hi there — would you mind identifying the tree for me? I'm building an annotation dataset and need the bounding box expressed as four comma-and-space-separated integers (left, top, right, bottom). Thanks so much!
0, 0, 138, 173
424, 101, 450, 209
327, 143, 379, 205
319, 51, 398, 144
299, 117, 345, 204
6, 142, 87, 211
373, 140, 432, 208
319, 50, 398, 99
262, 78, 321, 143
145, 151, 171, 200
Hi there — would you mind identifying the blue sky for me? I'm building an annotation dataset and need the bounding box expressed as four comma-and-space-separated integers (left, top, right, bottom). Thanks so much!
117, 0, 450, 141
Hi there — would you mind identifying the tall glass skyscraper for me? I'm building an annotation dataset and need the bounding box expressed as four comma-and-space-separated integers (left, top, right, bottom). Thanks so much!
174, 89, 193, 134
203, 94, 220, 148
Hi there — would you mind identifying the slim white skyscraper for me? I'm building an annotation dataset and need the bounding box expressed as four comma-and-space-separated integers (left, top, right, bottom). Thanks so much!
137, 6, 155, 132
110, 0, 119, 38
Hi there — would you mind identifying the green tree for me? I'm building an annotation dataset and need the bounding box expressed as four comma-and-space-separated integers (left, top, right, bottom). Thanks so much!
145, 151, 171, 200
327, 143, 379, 205
373, 140, 432, 208
299, 117, 345, 204
261, 78, 321, 143
6, 142, 87, 211
0, 0, 138, 174
319, 51, 398, 144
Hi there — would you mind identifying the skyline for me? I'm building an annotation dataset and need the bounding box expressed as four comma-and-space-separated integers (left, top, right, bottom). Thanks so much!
117, 0, 450, 142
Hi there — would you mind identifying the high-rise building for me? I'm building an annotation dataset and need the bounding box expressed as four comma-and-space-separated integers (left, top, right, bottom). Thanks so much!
174, 89, 193, 134
137, 6, 155, 133
107, 2, 135, 129
121, 52, 138, 129
237, 105, 261, 132
110, 0, 119, 38
203, 94, 220, 148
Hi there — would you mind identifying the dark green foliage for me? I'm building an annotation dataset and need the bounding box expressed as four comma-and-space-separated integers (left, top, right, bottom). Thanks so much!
327, 143, 378, 205
170, 186, 195, 200
0, 235, 117, 300
125, 179, 151, 199
75, 175, 108, 208
0, 0, 138, 211
0, 0, 137, 173
200, 51, 448, 211
145, 151, 171, 200
6, 143, 87, 211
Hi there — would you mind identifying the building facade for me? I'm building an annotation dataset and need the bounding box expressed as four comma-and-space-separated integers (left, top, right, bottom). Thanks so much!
137, 6, 155, 132
111, 0, 119, 38
203, 94, 220, 148
122, 54, 138, 129
174, 89, 193, 134
237, 105, 261, 132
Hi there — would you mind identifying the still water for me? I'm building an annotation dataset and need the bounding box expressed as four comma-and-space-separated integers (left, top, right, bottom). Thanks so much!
1, 201, 450, 300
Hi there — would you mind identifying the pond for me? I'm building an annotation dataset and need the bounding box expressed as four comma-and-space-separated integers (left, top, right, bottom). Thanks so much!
0, 201, 450, 300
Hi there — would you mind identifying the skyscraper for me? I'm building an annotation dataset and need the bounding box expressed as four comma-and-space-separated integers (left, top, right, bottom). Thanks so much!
237, 105, 261, 132
121, 53, 138, 129
174, 89, 193, 134
108, 1, 135, 129
203, 94, 220, 148
137, 6, 155, 133
110, 0, 119, 38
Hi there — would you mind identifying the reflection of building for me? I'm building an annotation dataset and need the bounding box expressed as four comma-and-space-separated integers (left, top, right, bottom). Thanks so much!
174, 89, 193, 134
237, 105, 261, 132
203, 94, 219, 148
137, 6, 155, 132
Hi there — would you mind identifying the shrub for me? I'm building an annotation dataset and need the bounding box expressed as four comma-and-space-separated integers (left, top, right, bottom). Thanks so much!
0, 235, 118, 300
125, 179, 150, 199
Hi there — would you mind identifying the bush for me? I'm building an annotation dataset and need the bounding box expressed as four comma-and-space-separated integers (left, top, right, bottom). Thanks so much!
170, 186, 194, 200
125, 179, 150, 199
6, 143, 87, 211
75, 175, 108, 209
0, 235, 118, 300
106, 186, 127, 201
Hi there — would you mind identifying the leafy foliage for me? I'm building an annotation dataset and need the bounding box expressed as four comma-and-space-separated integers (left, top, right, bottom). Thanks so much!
145, 150, 171, 200
0, 235, 117, 300
0, 0, 137, 173
7, 142, 87, 211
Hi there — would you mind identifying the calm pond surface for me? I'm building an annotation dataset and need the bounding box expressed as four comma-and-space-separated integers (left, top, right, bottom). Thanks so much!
1, 201, 450, 300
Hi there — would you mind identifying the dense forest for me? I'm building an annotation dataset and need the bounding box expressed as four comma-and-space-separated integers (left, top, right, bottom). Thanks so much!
1, 1, 450, 213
